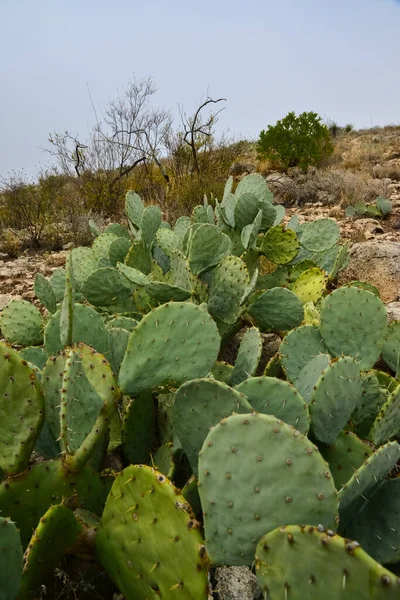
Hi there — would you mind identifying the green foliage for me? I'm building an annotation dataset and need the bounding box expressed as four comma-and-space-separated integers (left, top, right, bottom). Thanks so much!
345, 196, 392, 219
257, 111, 334, 172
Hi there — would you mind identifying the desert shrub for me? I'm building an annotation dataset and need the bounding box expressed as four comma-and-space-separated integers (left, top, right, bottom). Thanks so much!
257, 111, 333, 172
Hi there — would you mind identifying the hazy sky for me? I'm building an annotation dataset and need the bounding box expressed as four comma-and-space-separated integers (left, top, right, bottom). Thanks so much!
1, 0, 399, 178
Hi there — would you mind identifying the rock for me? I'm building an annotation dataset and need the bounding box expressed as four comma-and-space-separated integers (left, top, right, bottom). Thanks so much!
0, 294, 21, 310
339, 241, 400, 303
230, 162, 256, 177
265, 172, 292, 186
62, 241, 74, 250
386, 302, 400, 323
214, 566, 261, 600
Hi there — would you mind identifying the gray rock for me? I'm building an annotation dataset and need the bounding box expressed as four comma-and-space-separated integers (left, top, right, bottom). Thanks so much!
339, 241, 400, 303
386, 301, 400, 323
214, 566, 261, 600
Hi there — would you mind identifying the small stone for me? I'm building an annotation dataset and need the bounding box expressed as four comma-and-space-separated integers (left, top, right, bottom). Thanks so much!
214, 566, 262, 600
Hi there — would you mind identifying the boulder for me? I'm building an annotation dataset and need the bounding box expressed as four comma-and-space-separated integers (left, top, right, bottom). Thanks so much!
214, 566, 261, 600
338, 241, 400, 303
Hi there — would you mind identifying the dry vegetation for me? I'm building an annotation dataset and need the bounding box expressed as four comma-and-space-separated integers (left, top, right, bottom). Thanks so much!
1, 119, 400, 258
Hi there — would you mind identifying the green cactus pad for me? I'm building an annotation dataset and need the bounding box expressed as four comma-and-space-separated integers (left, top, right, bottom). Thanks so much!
338, 441, 400, 524
208, 256, 250, 325
304, 301, 321, 326
255, 524, 400, 600
320, 287, 388, 371
169, 250, 193, 291
368, 383, 400, 445
241, 209, 262, 250
248, 288, 304, 332
121, 394, 155, 465
310, 357, 361, 445
291, 266, 327, 304
317, 431, 373, 490
235, 173, 273, 203
0, 300, 43, 346
211, 361, 234, 384
382, 321, 400, 378
34, 273, 57, 313
351, 371, 389, 439
116, 261, 149, 286
104, 222, 131, 238
345, 479, 400, 565
19, 346, 47, 370
140, 204, 162, 249
0, 517, 23, 600
20, 504, 82, 598
198, 413, 338, 565
44, 304, 109, 356
151, 442, 176, 480
172, 379, 252, 476
96, 465, 209, 600
70, 247, 97, 288
106, 316, 138, 331
41, 353, 67, 447
0, 460, 103, 548
0, 343, 44, 474
188, 224, 232, 275
300, 218, 340, 252
91, 233, 119, 263
125, 240, 152, 274
109, 236, 131, 265
293, 354, 332, 404
156, 228, 179, 256
191, 204, 209, 224
60, 344, 119, 472
288, 258, 317, 282
260, 225, 300, 265
145, 281, 191, 303
235, 376, 310, 434
49, 267, 66, 302
230, 327, 263, 386
328, 242, 351, 281
107, 327, 130, 375
119, 302, 220, 395
280, 325, 328, 383
234, 192, 263, 230
59, 252, 74, 347
81, 267, 134, 309
125, 191, 144, 228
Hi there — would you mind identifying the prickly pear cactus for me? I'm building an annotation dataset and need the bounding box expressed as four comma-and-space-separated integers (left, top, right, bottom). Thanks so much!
320, 287, 388, 371
96, 465, 209, 600
255, 525, 400, 599
172, 378, 252, 475
198, 413, 338, 565
119, 302, 220, 395
20, 504, 82, 598
0, 343, 44, 475
0, 517, 23, 600
0, 300, 43, 346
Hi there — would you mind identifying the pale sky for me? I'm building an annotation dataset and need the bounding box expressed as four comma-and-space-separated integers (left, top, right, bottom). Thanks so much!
1, 0, 399, 178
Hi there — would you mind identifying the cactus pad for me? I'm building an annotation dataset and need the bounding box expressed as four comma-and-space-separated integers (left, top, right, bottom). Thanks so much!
188, 224, 232, 275
235, 376, 310, 434
230, 327, 263, 385
121, 394, 155, 465
309, 356, 361, 445
0, 517, 22, 600
0, 300, 43, 347
248, 288, 304, 332
260, 225, 299, 264
317, 431, 373, 490
291, 266, 327, 304
20, 504, 82, 598
198, 413, 338, 565
280, 325, 328, 383
255, 524, 400, 600
0, 343, 44, 474
300, 218, 340, 252
381, 321, 400, 377
320, 287, 388, 371
208, 256, 250, 324
172, 378, 252, 475
96, 465, 209, 600
119, 302, 220, 395
368, 383, 400, 445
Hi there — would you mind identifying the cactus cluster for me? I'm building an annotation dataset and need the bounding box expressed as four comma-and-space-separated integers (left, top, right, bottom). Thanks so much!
0, 173, 399, 599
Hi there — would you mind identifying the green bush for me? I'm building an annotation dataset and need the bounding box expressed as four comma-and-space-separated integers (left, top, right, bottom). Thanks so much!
257, 111, 334, 172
